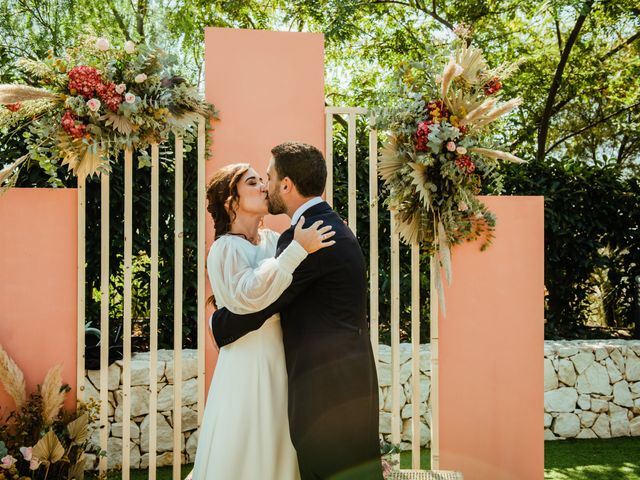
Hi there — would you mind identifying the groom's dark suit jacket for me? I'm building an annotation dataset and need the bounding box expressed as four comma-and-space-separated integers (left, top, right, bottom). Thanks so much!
211, 201, 382, 480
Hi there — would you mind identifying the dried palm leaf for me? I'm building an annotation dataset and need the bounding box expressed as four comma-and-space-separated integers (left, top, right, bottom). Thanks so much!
408, 162, 432, 207
470, 147, 526, 163
0, 84, 58, 104
454, 45, 487, 85
41, 364, 65, 425
0, 154, 29, 185
0, 343, 26, 410
67, 413, 90, 444
68, 458, 86, 480
32, 430, 65, 465
394, 209, 423, 246
378, 138, 406, 183
100, 112, 134, 135
437, 221, 453, 285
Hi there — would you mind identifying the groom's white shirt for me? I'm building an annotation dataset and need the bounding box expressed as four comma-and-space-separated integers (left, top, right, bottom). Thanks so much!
290, 196, 324, 226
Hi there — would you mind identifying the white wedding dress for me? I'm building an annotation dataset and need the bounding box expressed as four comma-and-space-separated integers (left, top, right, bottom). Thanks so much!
191, 229, 305, 480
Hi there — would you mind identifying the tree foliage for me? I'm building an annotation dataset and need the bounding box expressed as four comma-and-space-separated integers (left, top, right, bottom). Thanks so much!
0, 0, 638, 340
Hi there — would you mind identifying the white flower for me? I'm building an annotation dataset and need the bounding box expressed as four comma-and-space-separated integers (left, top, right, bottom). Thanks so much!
134, 73, 147, 83
87, 98, 101, 112
125, 93, 136, 104
124, 40, 136, 54
29, 458, 41, 470
115, 83, 126, 94
95, 38, 110, 51
20, 447, 33, 461
456, 146, 467, 155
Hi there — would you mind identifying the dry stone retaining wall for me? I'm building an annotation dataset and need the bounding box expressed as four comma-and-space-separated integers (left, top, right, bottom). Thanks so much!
84, 340, 640, 467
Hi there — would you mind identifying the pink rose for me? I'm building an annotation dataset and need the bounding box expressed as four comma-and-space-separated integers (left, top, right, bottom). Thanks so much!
446, 141, 456, 152
456, 146, 467, 154
134, 73, 147, 83
124, 41, 136, 54
115, 83, 126, 94
125, 93, 136, 104
1, 455, 16, 469
87, 98, 101, 112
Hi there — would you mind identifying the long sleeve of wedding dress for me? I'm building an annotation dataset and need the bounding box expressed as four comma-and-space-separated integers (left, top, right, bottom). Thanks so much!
206, 230, 307, 315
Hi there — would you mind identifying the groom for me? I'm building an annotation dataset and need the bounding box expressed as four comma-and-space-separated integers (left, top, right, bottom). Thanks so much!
211, 142, 383, 480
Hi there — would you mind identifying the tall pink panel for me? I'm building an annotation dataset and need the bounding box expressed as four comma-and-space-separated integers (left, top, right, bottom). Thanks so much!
0, 188, 77, 415
438, 196, 544, 480
203, 28, 325, 389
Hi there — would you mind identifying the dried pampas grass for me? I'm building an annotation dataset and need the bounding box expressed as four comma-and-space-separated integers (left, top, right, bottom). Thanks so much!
0, 84, 58, 104
0, 343, 26, 410
41, 364, 65, 425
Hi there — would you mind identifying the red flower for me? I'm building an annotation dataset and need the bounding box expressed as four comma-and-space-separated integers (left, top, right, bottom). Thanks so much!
5, 103, 21, 112
96, 82, 123, 112
415, 120, 433, 152
68, 65, 103, 99
484, 77, 502, 96
61, 110, 86, 139
455, 155, 476, 174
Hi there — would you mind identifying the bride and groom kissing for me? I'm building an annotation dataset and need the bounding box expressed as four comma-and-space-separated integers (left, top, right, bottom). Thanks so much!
189, 142, 383, 479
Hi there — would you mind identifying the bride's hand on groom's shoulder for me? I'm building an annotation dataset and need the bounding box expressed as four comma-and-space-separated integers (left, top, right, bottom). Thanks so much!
294, 215, 336, 253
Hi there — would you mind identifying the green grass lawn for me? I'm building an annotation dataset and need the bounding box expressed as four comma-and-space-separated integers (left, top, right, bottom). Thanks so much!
397, 437, 640, 480
88, 437, 640, 479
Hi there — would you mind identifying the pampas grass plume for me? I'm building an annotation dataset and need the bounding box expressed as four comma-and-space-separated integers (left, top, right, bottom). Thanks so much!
0, 343, 26, 410
41, 364, 65, 425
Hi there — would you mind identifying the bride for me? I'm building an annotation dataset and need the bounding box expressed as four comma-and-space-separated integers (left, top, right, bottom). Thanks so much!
189, 163, 335, 479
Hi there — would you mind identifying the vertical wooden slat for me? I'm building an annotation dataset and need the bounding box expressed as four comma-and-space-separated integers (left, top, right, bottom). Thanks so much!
173, 135, 184, 480
390, 211, 401, 463
197, 118, 206, 426
149, 144, 160, 479
347, 113, 357, 235
76, 177, 86, 403
411, 243, 421, 469
121, 149, 133, 478
430, 255, 440, 469
368, 115, 379, 363
98, 172, 110, 475
325, 111, 333, 206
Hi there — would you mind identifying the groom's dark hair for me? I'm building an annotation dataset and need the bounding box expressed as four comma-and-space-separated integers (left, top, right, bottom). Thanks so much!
271, 142, 326, 197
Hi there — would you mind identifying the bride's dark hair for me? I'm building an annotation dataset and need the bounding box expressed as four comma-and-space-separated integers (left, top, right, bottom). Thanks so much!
206, 163, 250, 308
206, 163, 251, 239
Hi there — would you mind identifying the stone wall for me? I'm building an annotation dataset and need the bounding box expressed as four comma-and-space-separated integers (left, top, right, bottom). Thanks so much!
544, 340, 640, 440
84, 350, 200, 470
84, 340, 640, 468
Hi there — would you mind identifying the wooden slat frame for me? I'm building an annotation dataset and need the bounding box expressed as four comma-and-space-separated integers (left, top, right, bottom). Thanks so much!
172, 135, 184, 480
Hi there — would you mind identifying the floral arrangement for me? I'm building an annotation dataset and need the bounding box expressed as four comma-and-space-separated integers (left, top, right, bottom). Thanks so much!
376, 43, 524, 303
0, 344, 98, 480
0, 36, 216, 186
380, 439, 401, 478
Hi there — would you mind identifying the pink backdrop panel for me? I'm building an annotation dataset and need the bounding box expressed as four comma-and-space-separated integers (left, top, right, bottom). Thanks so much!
438, 195, 544, 480
0, 188, 78, 415
203, 28, 325, 390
